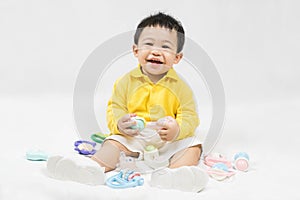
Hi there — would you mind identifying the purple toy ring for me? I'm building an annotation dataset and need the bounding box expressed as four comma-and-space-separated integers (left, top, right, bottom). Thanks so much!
74, 140, 97, 155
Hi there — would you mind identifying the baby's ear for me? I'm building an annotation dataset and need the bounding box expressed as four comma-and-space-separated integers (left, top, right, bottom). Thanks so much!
132, 44, 139, 57
174, 52, 183, 64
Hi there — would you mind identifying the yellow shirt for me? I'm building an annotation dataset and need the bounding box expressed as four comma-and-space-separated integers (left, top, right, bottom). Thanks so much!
106, 66, 199, 140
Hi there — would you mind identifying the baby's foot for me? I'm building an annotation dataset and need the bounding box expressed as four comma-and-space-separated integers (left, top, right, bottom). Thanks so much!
150, 166, 209, 192
47, 154, 105, 185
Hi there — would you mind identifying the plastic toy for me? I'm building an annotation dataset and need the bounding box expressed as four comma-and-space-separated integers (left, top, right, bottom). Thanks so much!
106, 170, 144, 189
130, 116, 145, 131
130, 117, 168, 131
234, 152, 250, 171
118, 151, 137, 170
91, 132, 109, 143
144, 145, 169, 169
74, 140, 97, 155
204, 153, 232, 168
26, 149, 48, 161
207, 162, 235, 181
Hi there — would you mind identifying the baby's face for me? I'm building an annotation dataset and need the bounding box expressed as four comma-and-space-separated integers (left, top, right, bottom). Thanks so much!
133, 26, 183, 81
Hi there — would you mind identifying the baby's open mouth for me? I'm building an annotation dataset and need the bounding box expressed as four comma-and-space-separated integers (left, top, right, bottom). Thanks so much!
147, 59, 163, 64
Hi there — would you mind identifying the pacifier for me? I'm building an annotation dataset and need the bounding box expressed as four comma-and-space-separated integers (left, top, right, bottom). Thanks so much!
207, 162, 235, 181
233, 152, 250, 172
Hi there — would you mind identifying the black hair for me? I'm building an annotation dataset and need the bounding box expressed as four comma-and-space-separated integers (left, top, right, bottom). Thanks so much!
134, 12, 185, 53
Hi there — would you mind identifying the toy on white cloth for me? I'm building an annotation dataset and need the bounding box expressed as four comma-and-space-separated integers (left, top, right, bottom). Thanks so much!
204, 153, 232, 168
90, 132, 109, 144
204, 152, 250, 181
106, 170, 144, 189
207, 162, 235, 181
233, 152, 250, 172
26, 149, 48, 161
74, 140, 97, 156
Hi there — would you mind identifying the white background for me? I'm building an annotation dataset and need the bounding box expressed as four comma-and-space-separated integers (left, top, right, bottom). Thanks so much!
1, 0, 300, 199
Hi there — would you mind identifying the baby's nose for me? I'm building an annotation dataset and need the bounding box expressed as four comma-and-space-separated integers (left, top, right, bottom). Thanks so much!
150, 48, 162, 56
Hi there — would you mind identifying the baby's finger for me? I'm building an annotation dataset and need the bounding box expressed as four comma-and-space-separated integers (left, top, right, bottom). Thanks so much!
159, 134, 168, 141
122, 120, 137, 128
157, 119, 167, 127
157, 129, 166, 136
124, 128, 139, 136
121, 114, 132, 122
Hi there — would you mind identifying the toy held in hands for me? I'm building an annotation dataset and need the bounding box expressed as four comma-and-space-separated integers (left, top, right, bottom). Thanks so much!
130, 116, 145, 131
130, 116, 168, 131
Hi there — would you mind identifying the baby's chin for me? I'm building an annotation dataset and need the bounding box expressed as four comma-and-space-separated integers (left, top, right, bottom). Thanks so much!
144, 63, 170, 72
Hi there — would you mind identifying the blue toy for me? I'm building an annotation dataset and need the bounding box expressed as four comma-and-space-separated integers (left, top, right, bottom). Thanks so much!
130, 117, 145, 131
26, 149, 48, 161
106, 170, 144, 189
207, 162, 235, 181
74, 140, 97, 155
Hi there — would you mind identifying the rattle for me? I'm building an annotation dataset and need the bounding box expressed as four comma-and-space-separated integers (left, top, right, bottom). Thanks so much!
74, 140, 97, 155
130, 116, 146, 131
106, 170, 144, 189
91, 132, 109, 143
233, 152, 250, 172
207, 162, 235, 181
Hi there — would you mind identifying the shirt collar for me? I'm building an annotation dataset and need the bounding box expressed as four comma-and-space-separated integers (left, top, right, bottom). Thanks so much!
130, 64, 179, 81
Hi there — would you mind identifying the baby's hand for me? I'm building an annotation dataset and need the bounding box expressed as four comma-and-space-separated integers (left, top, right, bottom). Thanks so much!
156, 116, 179, 141
117, 113, 139, 136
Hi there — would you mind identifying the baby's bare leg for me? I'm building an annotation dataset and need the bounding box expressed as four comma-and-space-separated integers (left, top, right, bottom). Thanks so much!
91, 139, 139, 172
169, 145, 202, 168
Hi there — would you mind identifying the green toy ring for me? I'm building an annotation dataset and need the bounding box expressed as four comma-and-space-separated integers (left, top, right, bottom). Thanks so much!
91, 133, 109, 143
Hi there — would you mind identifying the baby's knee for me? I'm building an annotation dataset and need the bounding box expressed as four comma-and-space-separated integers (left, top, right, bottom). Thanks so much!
91, 140, 122, 171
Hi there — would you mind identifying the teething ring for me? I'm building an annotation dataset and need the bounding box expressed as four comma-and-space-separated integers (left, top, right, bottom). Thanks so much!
74, 140, 97, 155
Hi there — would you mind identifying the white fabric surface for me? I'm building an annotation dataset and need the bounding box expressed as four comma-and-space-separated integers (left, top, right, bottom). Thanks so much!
0, 95, 299, 200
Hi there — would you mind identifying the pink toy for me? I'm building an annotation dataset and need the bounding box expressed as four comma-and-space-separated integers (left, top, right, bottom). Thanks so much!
234, 152, 250, 171
204, 153, 232, 168
207, 163, 235, 181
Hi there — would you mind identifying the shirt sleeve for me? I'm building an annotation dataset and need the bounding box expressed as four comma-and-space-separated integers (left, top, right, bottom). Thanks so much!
175, 82, 200, 140
106, 77, 128, 134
